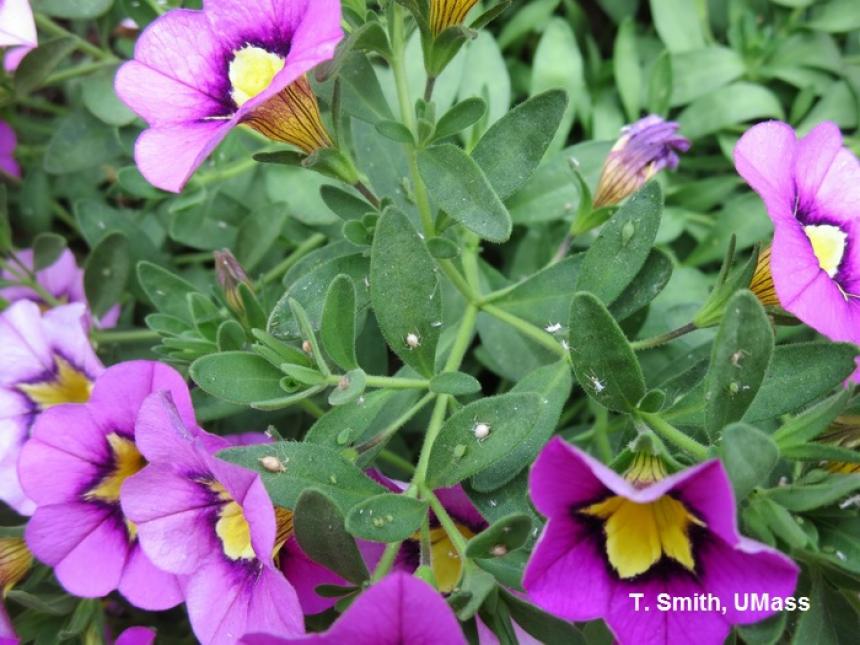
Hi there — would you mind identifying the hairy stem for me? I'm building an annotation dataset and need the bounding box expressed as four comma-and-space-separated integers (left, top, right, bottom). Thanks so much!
630, 322, 698, 351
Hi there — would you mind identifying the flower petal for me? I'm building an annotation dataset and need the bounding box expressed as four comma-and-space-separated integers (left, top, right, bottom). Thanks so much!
733, 121, 797, 222
118, 543, 184, 611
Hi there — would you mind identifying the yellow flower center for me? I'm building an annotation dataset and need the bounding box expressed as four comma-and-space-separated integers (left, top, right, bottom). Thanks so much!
228, 45, 285, 107
417, 523, 475, 593
580, 495, 705, 579
804, 224, 846, 278
0, 537, 33, 595
209, 483, 294, 561
18, 356, 92, 410
624, 452, 668, 487
85, 433, 146, 504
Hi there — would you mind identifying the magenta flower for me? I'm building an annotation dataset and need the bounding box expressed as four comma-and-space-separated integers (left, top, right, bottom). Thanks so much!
0, 604, 13, 644
735, 121, 860, 376
522, 438, 799, 645
18, 361, 185, 610
121, 391, 303, 644
0, 0, 36, 49
0, 301, 103, 514
114, 626, 156, 645
0, 120, 18, 178
1, 249, 120, 328
242, 572, 467, 644
593, 115, 690, 208
115, 0, 343, 193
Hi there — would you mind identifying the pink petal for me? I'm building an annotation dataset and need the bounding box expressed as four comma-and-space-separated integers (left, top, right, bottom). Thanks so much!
733, 121, 797, 222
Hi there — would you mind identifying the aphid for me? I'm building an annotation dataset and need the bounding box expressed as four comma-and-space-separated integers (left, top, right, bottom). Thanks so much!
259, 456, 286, 473
490, 544, 508, 557
473, 421, 491, 442
545, 322, 562, 333
405, 332, 421, 350
301, 340, 313, 355
730, 349, 748, 367
587, 372, 606, 393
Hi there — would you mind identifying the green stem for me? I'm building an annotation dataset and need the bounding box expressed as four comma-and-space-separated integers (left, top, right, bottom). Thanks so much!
638, 411, 709, 460
92, 328, 160, 344
423, 486, 468, 558
51, 201, 78, 233
193, 157, 259, 187
358, 392, 436, 453
35, 15, 114, 61
629, 323, 698, 351
481, 303, 568, 358
438, 259, 479, 304
364, 375, 430, 389
259, 234, 326, 286
45, 60, 116, 84
370, 540, 404, 582
593, 405, 612, 463
298, 398, 325, 419
175, 251, 214, 266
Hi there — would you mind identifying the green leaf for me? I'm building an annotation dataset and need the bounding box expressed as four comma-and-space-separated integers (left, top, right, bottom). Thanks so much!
608, 248, 673, 321
466, 513, 532, 559
81, 65, 136, 126
766, 475, 860, 512
328, 368, 367, 406
294, 489, 369, 584
321, 274, 359, 371
493, 256, 581, 327
647, 50, 672, 115
704, 291, 774, 436
417, 144, 512, 243
14, 38, 76, 97
218, 442, 387, 513
217, 320, 246, 352
649, 0, 706, 52
471, 90, 569, 200
807, 0, 860, 33
137, 261, 199, 322
569, 292, 645, 412
83, 232, 130, 319
744, 342, 859, 422
472, 361, 572, 491
32, 232, 66, 270
0, 185, 9, 253
190, 352, 285, 405
429, 372, 482, 395
500, 590, 587, 645
43, 111, 122, 174
678, 82, 784, 140
426, 392, 541, 487
374, 119, 415, 144
234, 205, 288, 271
613, 18, 641, 121
370, 209, 441, 377
773, 391, 850, 448
320, 186, 374, 221
670, 47, 745, 107
794, 571, 858, 644
434, 98, 488, 141
719, 423, 779, 499
31, 0, 113, 18
575, 182, 663, 306
345, 493, 429, 542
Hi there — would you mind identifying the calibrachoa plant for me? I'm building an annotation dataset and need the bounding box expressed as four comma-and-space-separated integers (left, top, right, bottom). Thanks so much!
0, 1, 859, 644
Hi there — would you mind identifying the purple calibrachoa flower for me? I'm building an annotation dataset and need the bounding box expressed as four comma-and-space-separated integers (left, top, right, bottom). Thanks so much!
17, 361, 185, 610
115, 0, 343, 193
242, 572, 467, 644
0, 121, 19, 179
114, 626, 156, 645
0, 0, 35, 49
0, 301, 103, 514
121, 391, 302, 644
523, 438, 799, 645
735, 121, 860, 378
0, 249, 121, 328
593, 115, 690, 208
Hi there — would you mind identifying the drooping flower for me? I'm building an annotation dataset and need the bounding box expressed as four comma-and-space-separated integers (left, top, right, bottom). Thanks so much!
523, 438, 799, 645
121, 391, 303, 644
0, 0, 36, 50
593, 115, 690, 208
17, 361, 185, 610
735, 121, 860, 379
0, 534, 32, 642
430, 0, 480, 35
242, 571, 467, 644
0, 249, 120, 328
0, 301, 103, 514
0, 121, 19, 178
115, 0, 343, 193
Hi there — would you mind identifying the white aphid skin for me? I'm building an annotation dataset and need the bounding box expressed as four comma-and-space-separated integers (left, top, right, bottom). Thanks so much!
259, 456, 286, 473
405, 332, 421, 349
473, 422, 491, 441
587, 373, 606, 393
545, 322, 562, 333
301, 340, 313, 355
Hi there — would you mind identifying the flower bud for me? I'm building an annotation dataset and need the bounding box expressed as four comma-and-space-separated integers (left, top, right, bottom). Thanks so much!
430, 0, 479, 35
0, 537, 33, 594
593, 115, 690, 208
214, 249, 252, 319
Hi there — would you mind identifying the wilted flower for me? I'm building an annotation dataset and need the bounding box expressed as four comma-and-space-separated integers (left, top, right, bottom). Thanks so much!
242, 572, 467, 644
0, 0, 36, 49
0, 121, 19, 178
115, 0, 343, 193
430, 0, 479, 35
0, 301, 103, 514
0, 249, 121, 328
0, 536, 30, 643
593, 115, 690, 208
735, 121, 860, 380
18, 361, 185, 610
121, 391, 303, 644
523, 438, 799, 645
818, 416, 860, 475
